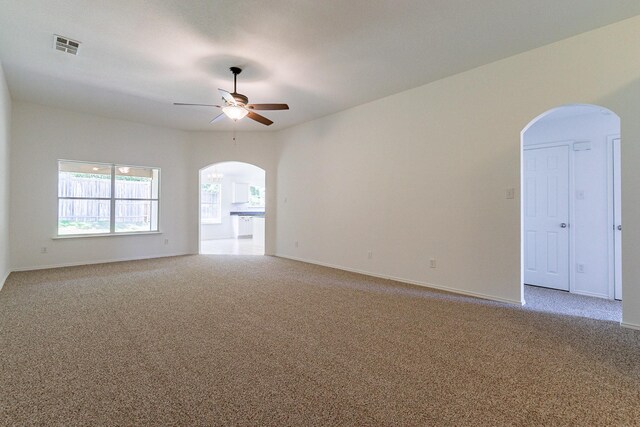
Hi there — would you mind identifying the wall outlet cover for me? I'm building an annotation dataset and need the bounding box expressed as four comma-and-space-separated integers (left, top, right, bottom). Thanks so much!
505, 188, 515, 199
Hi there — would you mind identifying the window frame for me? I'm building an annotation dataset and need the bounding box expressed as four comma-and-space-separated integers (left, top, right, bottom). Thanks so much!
248, 184, 266, 208
57, 160, 161, 237
200, 181, 222, 225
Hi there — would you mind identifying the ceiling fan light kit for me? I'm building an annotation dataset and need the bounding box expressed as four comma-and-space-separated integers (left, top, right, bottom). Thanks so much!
222, 105, 249, 120
174, 66, 289, 126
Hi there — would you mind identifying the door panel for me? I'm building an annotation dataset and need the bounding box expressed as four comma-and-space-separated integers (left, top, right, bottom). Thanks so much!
524, 146, 570, 290
546, 231, 558, 273
526, 231, 536, 270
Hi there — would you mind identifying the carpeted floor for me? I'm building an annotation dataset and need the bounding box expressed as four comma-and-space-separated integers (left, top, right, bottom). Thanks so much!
1, 255, 639, 426
524, 284, 622, 322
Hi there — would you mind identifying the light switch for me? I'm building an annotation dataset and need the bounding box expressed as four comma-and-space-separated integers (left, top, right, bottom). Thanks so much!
505, 188, 515, 199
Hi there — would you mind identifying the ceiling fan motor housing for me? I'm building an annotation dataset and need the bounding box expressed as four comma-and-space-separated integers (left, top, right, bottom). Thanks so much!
232, 93, 249, 105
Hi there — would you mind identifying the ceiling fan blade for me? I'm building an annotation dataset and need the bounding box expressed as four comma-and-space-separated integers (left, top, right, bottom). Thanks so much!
218, 89, 237, 106
246, 103, 289, 111
174, 102, 221, 108
247, 111, 273, 126
210, 113, 225, 124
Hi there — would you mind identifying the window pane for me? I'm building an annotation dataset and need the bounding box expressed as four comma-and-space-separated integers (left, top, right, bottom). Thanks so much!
58, 161, 111, 198
58, 199, 111, 235
249, 185, 265, 207
115, 200, 158, 232
201, 183, 221, 223
115, 166, 159, 199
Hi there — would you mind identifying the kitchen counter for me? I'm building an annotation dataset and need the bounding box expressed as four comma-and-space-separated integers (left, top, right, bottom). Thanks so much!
229, 211, 265, 217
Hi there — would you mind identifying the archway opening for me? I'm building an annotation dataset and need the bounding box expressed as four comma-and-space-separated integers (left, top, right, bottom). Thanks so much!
199, 161, 266, 255
520, 104, 621, 321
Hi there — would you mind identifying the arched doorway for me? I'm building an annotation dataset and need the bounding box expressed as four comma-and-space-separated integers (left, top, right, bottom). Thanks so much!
520, 104, 622, 321
199, 161, 266, 255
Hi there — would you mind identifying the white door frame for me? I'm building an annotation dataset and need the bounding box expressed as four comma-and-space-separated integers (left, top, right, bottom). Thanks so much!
607, 134, 622, 300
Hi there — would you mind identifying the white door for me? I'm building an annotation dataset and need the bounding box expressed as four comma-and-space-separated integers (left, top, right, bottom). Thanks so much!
613, 138, 622, 300
524, 146, 570, 290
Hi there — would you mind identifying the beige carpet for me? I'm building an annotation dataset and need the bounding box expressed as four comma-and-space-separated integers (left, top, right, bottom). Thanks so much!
1, 255, 639, 426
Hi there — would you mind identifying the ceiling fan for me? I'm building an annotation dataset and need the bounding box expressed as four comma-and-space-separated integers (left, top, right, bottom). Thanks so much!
174, 67, 289, 126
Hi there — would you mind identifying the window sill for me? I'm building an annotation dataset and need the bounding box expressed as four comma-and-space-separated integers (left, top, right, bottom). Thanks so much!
52, 231, 162, 239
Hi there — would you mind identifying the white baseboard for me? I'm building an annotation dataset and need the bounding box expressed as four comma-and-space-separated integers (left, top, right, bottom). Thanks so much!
10, 252, 194, 272
275, 253, 523, 306
572, 289, 610, 299
621, 322, 640, 331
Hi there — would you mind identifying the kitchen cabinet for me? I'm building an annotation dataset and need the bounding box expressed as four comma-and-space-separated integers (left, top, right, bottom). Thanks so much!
232, 215, 253, 237
232, 182, 249, 203
253, 217, 265, 243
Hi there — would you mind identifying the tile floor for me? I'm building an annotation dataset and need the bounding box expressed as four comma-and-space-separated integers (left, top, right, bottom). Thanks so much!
200, 238, 265, 255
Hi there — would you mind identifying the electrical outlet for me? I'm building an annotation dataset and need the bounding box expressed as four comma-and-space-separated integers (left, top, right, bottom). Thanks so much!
40, 247, 47, 254
505, 188, 515, 199
429, 258, 436, 268
577, 264, 585, 273
367, 251, 373, 259
164, 239, 169, 245
295, 240, 299, 248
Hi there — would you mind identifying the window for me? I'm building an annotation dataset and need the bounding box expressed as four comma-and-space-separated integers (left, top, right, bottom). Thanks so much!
58, 161, 160, 236
248, 185, 265, 207
201, 182, 222, 224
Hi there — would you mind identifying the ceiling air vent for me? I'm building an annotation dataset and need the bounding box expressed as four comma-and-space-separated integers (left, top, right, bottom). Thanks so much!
53, 35, 80, 55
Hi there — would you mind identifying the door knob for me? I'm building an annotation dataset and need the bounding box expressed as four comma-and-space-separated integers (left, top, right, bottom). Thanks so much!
560, 223, 567, 228
617, 225, 622, 231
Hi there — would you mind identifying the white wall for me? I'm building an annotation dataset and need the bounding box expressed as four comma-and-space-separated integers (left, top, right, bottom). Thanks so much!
0, 62, 11, 287
523, 110, 619, 298
189, 131, 277, 254
10, 101, 194, 270
275, 16, 640, 327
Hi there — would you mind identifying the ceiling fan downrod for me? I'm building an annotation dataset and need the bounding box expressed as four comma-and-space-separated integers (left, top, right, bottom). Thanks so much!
230, 66, 242, 93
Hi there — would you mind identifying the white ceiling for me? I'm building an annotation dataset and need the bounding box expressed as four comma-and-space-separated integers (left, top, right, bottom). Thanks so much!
1, 1, 639, 131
